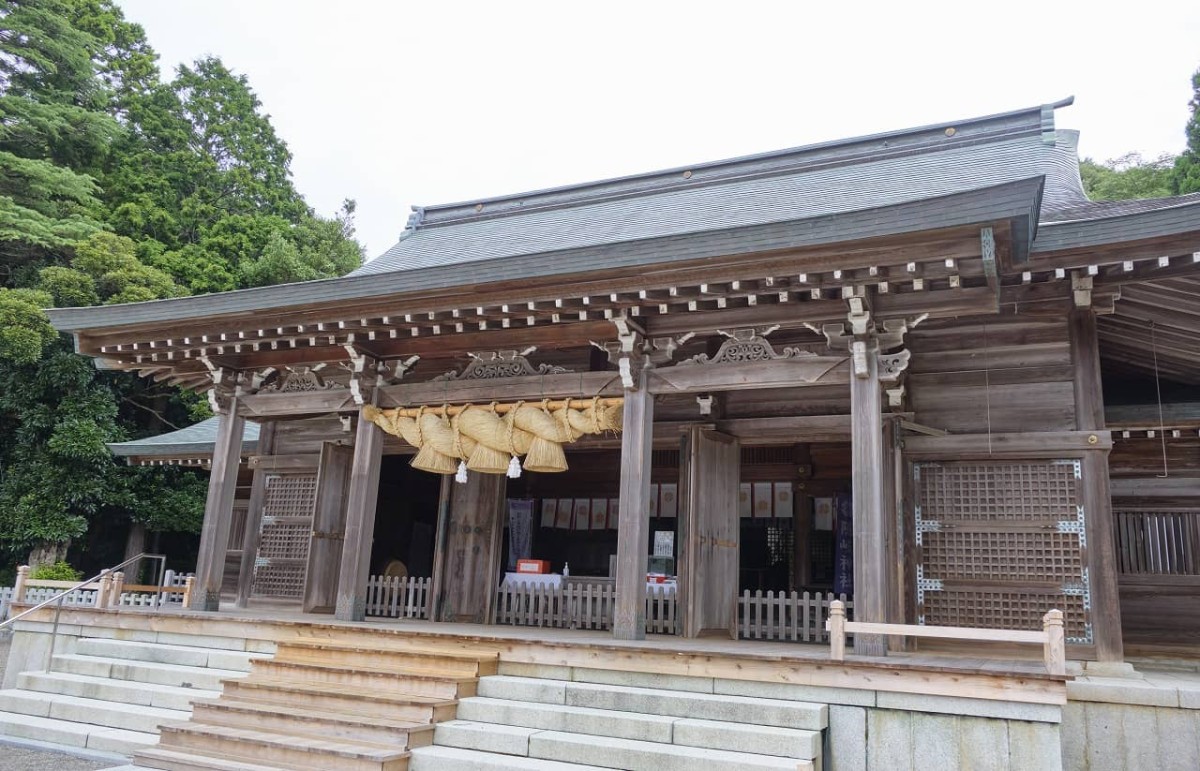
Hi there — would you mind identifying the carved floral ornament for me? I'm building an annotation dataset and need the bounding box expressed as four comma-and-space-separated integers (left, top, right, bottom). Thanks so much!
261, 367, 340, 393
678, 326, 817, 366
434, 348, 570, 382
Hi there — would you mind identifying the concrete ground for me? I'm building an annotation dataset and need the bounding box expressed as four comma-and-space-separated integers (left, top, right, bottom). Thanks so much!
0, 634, 111, 771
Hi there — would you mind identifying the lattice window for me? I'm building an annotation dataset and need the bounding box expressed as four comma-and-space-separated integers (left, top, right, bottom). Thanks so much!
258, 520, 312, 561
922, 531, 1084, 582
250, 563, 307, 599
917, 461, 1078, 522
914, 459, 1092, 645
925, 590, 1090, 643
261, 474, 317, 519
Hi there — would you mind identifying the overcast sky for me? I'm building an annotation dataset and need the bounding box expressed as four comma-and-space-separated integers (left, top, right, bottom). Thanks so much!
118, 1, 1200, 261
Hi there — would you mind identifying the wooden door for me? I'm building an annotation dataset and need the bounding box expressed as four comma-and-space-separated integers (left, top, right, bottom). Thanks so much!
250, 472, 319, 602
679, 427, 740, 638
303, 442, 353, 613
433, 474, 507, 623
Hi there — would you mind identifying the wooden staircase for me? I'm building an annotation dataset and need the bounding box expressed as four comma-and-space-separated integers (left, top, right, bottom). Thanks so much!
128, 639, 498, 771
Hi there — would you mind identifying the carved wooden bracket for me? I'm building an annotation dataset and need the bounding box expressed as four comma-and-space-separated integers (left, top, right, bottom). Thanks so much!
342, 347, 419, 405
678, 326, 814, 366
433, 348, 567, 382
592, 317, 645, 390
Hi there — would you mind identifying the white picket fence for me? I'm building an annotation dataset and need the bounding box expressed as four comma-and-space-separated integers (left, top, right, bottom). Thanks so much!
0, 569, 193, 621
364, 575, 431, 620
494, 581, 679, 635
738, 590, 851, 643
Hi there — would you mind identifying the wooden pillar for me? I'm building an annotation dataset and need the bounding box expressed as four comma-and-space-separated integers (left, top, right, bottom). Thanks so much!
189, 400, 245, 611
1070, 309, 1124, 661
235, 422, 276, 609
334, 412, 383, 621
851, 343, 887, 655
428, 476, 453, 620
614, 370, 654, 640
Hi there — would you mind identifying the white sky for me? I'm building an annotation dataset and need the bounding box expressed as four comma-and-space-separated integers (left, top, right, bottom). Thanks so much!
117, 1, 1200, 260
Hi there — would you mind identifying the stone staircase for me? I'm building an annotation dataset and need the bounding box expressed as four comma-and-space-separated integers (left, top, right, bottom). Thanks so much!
125, 639, 497, 771
0, 635, 263, 755
410, 667, 828, 770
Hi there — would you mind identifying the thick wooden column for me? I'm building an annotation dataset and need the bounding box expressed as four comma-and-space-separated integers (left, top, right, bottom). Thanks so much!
189, 400, 245, 611
334, 412, 383, 621
235, 422, 276, 609
614, 370, 654, 640
851, 344, 887, 655
1070, 309, 1124, 661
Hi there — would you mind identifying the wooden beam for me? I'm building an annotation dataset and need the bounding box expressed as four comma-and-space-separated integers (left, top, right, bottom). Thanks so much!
903, 431, 1113, 459
380, 370, 622, 407
614, 370, 654, 640
188, 402, 245, 611
648, 358, 851, 395
240, 390, 358, 418
334, 412, 383, 621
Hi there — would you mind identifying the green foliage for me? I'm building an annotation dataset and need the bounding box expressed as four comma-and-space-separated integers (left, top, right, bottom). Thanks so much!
0, 0, 361, 566
29, 560, 82, 581
1079, 153, 1176, 201
1172, 67, 1200, 195
0, 287, 56, 363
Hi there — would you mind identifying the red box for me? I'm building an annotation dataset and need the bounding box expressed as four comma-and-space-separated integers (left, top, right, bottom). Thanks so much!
517, 559, 550, 574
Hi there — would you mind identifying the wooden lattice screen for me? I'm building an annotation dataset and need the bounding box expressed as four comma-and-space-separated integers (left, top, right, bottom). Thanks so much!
251, 473, 318, 599
913, 459, 1092, 644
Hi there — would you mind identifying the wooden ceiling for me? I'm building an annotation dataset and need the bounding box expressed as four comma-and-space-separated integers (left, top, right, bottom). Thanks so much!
1099, 276, 1200, 385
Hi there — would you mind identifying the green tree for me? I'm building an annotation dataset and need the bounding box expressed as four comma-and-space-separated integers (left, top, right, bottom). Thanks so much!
1172, 67, 1200, 195
1079, 153, 1176, 201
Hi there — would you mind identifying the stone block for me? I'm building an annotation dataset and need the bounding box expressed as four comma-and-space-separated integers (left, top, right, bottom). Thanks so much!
957, 716, 1008, 771
575, 667, 713, 693
1116, 704, 1158, 770
529, 729, 803, 770
1006, 720, 1062, 771
1067, 677, 1178, 708
672, 717, 821, 760
1059, 703, 1086, 771
564, 681, 826, 730
1082, 703, 1126, 770
1155, 707, 1200, 771
714, 678, 875, 707
496, 661, 572, 680
866, 709, 912, 770
876, 691, 1061, 724
827, 705, 866, 771
478, 675, 567, 704
434, 719, 536, 756
910, 712, 959, 771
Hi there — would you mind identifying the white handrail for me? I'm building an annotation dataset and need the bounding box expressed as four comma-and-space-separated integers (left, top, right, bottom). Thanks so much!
825, 600, 1066, 675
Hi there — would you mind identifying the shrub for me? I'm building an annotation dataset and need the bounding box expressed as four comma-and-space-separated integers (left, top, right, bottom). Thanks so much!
29, 561, 83, 582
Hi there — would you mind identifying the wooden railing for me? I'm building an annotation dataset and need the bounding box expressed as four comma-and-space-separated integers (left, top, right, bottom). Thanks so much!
364, 575, 431, 620
825, 600, 1067, 675
1115, 509, 1200, 575
494, 581, 678, 634
738, 590, 850, 643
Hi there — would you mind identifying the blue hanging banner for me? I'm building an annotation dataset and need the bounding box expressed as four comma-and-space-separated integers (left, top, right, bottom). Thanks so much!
832, 492, 854, 596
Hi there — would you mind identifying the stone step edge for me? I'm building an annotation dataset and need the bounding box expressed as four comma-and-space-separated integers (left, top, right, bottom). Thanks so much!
0, 709, 160, 743
280, 639, 499, 662
256, 659, 479, 683
192, 696, 435, 731
0, 688, 189, 719
457, 696, 821, 751
52, 653, 248, 679
18, 671, 222, 699
439, 724, 812, 769
159, 721, 412, 760
410, 744, 612, 771
77, 637, 268, 659
134, 745, 305, 771
228, 676, 457, 705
